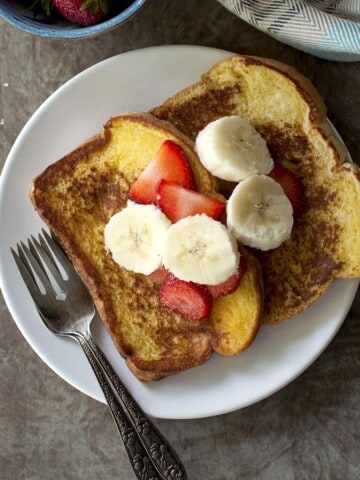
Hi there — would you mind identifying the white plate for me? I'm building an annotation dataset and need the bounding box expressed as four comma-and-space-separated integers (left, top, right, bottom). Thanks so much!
0, 45, 358, 419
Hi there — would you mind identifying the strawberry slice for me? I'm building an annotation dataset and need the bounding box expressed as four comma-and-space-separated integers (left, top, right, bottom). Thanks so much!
268, 162, 303, 215
129, 140, 195, 205
156, 180, 226, 223
159, 275, 213, 320
207, 252, 247, 298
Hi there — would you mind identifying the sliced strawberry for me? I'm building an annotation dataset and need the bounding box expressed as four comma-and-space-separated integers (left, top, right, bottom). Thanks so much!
156, 180, 226, 223
159, 276, 213, 320
268, 162, 303, 215
129, 140, 195, 205
148, 267, 169, 286
207, 253, 247, 298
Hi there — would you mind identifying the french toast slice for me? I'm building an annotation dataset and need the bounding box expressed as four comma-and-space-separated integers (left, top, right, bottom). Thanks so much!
30, 113, 263, 381
151, 56, 360, 325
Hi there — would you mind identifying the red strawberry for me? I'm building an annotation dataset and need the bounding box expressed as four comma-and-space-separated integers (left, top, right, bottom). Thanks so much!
129, 140, 195, 205
156, 180, 225, 223
148, 267, 169, 286
207, 253, 247, 298
268, 162, 303, 215
159, 275, 213, 321
52, 0, 108, 26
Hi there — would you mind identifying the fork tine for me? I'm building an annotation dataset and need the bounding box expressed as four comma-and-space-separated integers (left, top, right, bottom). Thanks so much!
20, 239, 57, 298
33, 233, 66, 290
11, 245, 35, 287
11, 245, 47, 307
42, 229, 75, 279
12, 243, 35, 282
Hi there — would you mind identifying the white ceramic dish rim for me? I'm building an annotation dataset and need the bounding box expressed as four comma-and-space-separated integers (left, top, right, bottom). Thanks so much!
0, 45, 358, 419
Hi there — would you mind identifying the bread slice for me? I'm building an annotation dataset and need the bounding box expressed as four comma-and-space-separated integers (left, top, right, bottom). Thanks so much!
30, 113, 263, 381
151, 56, 360, 325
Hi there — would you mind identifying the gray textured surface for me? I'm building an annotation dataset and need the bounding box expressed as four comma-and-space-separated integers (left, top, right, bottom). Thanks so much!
0, 0, 359, 479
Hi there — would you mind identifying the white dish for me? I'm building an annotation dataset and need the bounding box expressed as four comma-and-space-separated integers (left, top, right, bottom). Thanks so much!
0, 45, 358, 420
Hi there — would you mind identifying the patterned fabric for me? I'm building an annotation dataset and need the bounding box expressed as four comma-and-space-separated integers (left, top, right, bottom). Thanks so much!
217, 0, 360, 61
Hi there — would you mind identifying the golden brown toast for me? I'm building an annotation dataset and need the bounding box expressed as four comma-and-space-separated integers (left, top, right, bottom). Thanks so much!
30, 113, 263, 381
151, 55, 360, 325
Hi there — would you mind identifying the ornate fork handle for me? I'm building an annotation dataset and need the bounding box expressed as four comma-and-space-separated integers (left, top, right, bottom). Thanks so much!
79, 333, 187, 480
75, 335, 164, 480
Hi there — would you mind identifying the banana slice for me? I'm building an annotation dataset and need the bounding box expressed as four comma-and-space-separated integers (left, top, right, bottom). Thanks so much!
227, 175, 293, 251
104, 201, 171, 275
162, 214, 240, 285
195, 115, 274, 181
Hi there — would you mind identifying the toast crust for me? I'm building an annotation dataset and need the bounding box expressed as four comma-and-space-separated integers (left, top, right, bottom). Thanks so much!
31, 112, 263, 380
151, 55, 360, 324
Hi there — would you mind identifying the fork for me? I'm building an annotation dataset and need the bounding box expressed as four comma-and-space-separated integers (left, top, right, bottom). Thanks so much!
11, 229, 187, 480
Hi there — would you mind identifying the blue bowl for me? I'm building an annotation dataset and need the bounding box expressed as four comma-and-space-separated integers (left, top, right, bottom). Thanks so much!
0, 0, 147, 38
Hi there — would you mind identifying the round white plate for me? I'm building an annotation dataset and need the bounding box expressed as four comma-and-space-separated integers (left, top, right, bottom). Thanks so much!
0, 45, 358, 419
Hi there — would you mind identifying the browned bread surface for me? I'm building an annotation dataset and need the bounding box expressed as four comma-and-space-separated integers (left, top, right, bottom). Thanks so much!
151, 55, 360, 324
30, 113, 263, 381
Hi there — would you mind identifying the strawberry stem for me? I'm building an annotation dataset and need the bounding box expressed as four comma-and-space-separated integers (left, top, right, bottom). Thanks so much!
80, 0, 108, 15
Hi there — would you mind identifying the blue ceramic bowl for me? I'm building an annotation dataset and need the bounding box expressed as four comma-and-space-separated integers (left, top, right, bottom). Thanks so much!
0, 0, 147, 38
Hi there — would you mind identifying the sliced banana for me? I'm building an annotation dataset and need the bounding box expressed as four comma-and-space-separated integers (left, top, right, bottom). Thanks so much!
227, 175, 293, 251
162, 214, 240, 285
195, 115, 274, 182
104, 201, 171, 275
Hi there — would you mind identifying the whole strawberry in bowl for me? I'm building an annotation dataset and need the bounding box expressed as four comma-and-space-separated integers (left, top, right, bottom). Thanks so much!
52, 0, 109, 26
0, 0, 148, 38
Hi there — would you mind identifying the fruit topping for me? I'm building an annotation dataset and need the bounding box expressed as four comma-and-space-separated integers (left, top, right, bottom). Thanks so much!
162, 214, 239, 285
227, 175, 293, 251
105, 131, 263, 321
104, 201, 171, 275
268, 162, 303, 215
159, 275, 213, 321
129, 140, 195, 205
195, 115, 274, 182
156, 180, 226, 223
207, 253, 247, 298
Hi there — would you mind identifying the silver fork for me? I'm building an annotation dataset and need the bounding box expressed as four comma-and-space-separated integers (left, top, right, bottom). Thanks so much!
11, 229, 187, 480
